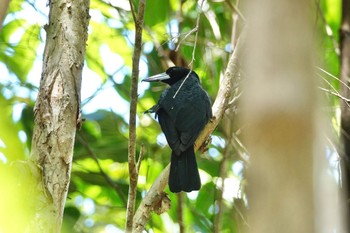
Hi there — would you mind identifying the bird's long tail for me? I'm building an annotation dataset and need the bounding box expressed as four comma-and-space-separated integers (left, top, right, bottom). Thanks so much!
169, 146, 201, 193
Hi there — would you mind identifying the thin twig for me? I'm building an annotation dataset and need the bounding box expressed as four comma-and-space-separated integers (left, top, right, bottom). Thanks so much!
318, 73, 340, 94
317, 73, 346, 105
172, 70, 192, 98
128, 0, 137, 25
317, 66, 350, 92
230, 132, 250, 164
233, 201, 249, 227
316, 67, 350, 107
144, 26, 174, 67
188, 1, 204, 68
172, 1, 204, 99
125, 0, 146, 232
177, 192, 185, 233
319, 87, 350, 103
224, 0, 246, 22
175, 27, 198, 52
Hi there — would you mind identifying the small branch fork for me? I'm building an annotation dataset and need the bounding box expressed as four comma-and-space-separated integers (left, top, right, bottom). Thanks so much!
316, 67, 350, 107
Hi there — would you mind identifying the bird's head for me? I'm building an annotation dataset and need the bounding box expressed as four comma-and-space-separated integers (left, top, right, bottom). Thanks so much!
142, 66, 199, 86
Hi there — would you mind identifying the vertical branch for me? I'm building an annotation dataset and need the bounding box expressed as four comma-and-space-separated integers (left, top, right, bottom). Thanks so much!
339, 0, 350, 230
126, 0, 146, 232
188, 1, 204, 69
29, 0, 90, 232
177, 192, 185, 233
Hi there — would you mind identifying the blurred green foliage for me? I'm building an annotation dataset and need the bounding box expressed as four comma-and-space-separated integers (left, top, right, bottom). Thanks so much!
0, 0, 342, 232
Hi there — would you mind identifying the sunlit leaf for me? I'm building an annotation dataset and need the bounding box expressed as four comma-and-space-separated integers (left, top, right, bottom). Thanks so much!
0, 96, 27, 161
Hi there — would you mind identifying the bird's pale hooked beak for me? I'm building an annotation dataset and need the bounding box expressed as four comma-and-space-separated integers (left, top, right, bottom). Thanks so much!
142, 72, 170, 82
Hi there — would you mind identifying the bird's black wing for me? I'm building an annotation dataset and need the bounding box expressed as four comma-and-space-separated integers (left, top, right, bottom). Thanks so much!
157, 85, 211, 155
157, 108, 181, 153
174, 95, 210, 152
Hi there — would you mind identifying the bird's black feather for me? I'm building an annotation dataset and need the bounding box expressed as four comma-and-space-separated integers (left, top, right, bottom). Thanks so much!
143, 67, 212, 192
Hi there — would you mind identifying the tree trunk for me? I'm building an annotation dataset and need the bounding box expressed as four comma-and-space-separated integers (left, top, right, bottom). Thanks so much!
242, 0, 316, 232
29, 0, 90, 232
0, 0, 10, 29
340, 0, 350, 231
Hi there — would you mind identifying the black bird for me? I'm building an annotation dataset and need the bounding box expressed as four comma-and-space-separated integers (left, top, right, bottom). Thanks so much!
143, 67, 212, 192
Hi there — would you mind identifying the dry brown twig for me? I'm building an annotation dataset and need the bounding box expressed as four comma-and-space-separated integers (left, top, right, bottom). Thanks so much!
125, 0, 147, 232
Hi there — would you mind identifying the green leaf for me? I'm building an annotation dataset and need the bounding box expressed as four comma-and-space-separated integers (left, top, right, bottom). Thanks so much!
0, 96, 27, 161
144, 0, 169, 27
0, 19, 26, 42
2, 23, 41, 81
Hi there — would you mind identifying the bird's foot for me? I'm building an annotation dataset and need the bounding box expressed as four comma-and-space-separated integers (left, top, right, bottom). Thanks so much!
198, 136, 212, 154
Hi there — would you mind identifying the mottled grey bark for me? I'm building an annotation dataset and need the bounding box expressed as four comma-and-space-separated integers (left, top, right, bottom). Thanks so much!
29, 0, 90, 232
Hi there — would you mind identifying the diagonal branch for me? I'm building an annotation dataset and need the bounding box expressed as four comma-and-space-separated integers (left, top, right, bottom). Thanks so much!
132, 33, 245, 233
128, 0, 137, 25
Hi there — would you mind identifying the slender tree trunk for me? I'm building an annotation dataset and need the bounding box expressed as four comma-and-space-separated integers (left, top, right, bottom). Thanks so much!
340, 0, 350, 231
125, 0, 146, 232
242, 0, 316, 232
29, 0, 90, 232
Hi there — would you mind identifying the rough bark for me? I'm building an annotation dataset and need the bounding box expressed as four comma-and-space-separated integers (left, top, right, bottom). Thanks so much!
340, 0, 350, 231
29, 0, 90, 232
242, 0, 316, 233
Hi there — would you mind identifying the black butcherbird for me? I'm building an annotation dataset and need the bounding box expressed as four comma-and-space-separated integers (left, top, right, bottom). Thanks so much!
143, 67, 212, 193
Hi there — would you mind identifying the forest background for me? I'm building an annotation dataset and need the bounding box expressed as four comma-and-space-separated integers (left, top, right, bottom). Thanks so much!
0, 0, 346, 232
